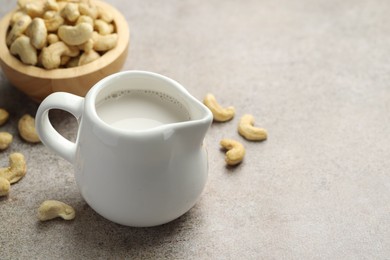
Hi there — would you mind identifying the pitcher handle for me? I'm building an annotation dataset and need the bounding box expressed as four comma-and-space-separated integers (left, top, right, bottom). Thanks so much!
35, 92, 84, 163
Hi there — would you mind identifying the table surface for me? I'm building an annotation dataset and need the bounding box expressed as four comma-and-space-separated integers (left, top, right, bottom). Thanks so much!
1, 0, 390, 259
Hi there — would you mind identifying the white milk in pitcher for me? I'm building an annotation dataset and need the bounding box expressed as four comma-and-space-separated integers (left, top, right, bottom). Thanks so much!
96, 90, 191, 131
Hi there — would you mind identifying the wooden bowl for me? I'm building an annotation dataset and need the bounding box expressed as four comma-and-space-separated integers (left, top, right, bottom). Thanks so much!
0, 0, 129, 102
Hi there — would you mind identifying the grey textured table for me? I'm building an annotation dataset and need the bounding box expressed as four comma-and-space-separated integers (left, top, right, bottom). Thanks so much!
1, 0, 390, 259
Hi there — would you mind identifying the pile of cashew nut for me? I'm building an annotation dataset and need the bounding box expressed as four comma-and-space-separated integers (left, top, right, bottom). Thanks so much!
0, 108, 12, 151
203, 93, 268, 166
0, 109, 41, 152
0, 107, 42, 196
7, 0, 118, 69
0, 107, 74, 221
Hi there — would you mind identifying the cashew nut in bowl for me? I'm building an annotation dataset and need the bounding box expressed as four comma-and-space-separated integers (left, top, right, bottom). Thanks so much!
7, 0, 121, 69
0, 132, 13, 150
203, 93, 235, 122
0, 177, 10, 197
58, 22, 93, 46
23, 1, 46, 18
44, 0, 59, 12
17, 0, 28, 8
94, 19, 114, 35
60, 3, 80, 22
0, 153, 27, 184
38, 200, 75, 221
40, 41, 79, 69
65, 56, 80, 68
0, 109, 9, 126
92, 31, 118, 51
6, 14, 32, 46
77, 38, 94, 53
220, 139, 245, 166
76, 15, 94, 27
18, 114, 41, 143
238, 114, 267, 141
78, 2, 99, 19
47, 33, 59, 44
60, 55, 71, 66
97, 5, 114, 23
10, 35, 38, 65
25, 17, 47, 49
79, 49, 100, 66
44, 12, 65, 32
10, 11, 26, 26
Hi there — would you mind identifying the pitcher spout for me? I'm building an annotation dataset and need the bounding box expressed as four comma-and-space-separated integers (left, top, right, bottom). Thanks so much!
167, 93, 212, 149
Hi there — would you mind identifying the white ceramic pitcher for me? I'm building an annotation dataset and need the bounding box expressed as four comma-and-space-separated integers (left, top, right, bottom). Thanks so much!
36, 71, 212, 227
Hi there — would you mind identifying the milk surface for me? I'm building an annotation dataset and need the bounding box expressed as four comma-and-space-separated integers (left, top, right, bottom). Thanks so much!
96, 90, 190, 131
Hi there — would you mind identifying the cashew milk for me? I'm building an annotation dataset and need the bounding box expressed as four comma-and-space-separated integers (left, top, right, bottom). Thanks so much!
96, 90, 190, 131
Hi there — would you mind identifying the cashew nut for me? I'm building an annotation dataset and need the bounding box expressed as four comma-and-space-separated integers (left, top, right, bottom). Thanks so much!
38, 200, 76, 221
47, 33, 59, 44
60, 55, 70, 65
6, 14, 32, 46
0, 109, 9, 126
60, 3, 80, 22
238, 114, 267, 141
0, 177, 10, 197
76, 15, 94, 26
78, 2, 98, 19
10, 35, 38, 65
45, 0, 59, 12
94, 19, 114, 35
40, 41, 79, 69
18, 114, 41, 143
0, 153, 27, 184
65, 56, 80, 68
57, 1, 68, 11
43, 10, 56, 19
0, 132, 13, 150
203, 93, 235, 122
78, 49, 100, 65
58, 22, 93, 46
77, 38, 93, 53
10, 11, 26, 26
220, 139, 245, 166
92, 31, 118, 51
26, 17, 47, 49
23, 1, 45, 18
97, 5, 113, 23
17, 0, 29, 8
44, 12, 65, 32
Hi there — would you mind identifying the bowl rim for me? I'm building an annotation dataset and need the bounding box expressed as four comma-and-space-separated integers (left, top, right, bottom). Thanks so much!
0, 0, 129, 80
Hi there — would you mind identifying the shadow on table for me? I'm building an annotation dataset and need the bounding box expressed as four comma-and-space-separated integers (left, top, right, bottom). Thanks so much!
37, 198, 203, 257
